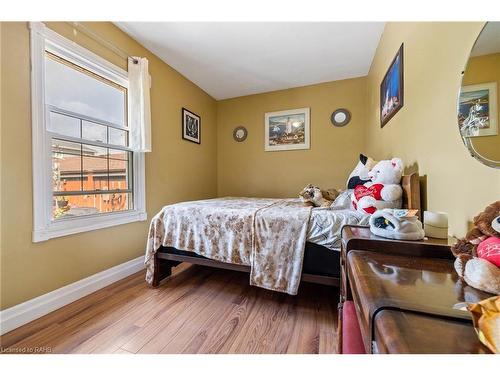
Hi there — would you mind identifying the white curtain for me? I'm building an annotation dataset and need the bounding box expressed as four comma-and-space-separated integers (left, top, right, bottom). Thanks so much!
128, 57, 152, 152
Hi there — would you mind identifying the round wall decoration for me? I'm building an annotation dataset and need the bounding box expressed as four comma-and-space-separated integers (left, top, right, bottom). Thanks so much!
330, 108, 351, 127
233, 126, 248, 142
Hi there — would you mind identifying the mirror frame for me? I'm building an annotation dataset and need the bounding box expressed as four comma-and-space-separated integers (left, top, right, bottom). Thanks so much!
458, 22, 500, 169
462, 136, 500, 168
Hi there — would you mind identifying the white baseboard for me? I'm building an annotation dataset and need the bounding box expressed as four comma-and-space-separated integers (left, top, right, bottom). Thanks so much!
0, 256, 145, 335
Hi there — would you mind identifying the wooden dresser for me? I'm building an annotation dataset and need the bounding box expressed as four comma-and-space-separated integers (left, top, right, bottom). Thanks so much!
338, 225, 493, 354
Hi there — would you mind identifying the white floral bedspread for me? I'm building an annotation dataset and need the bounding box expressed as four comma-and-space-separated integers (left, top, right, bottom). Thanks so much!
145, 197, 312, 295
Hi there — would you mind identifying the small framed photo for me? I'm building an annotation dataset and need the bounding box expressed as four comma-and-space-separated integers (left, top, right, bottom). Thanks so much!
182, 107, 201, 144
264, 107, 310, 152
380, 43, 404, 127
458, 82, 498, 137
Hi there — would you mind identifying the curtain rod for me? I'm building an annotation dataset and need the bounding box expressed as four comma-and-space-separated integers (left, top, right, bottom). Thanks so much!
67, 22, 138, 64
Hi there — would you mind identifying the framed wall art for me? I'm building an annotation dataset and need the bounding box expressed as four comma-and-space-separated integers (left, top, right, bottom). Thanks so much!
182, 107, 201, 144
380, 44, 404, 127
264, 107, 310, 152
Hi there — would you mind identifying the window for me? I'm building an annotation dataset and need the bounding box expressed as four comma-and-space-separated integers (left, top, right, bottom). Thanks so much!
47, 53, 132, 219
31, 23, 146, 242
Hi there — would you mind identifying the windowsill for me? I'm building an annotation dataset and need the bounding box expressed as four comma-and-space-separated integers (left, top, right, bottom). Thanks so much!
32, 210, 148, 242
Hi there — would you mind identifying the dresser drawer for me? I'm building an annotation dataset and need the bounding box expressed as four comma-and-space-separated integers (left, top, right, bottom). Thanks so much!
374, 310, 490, 354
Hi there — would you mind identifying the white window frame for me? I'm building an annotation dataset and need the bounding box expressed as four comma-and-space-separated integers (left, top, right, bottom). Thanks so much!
30, 22, 146, 242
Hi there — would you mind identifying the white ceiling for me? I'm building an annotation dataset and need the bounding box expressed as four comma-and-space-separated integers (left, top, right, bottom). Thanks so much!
115, 22, 385, 100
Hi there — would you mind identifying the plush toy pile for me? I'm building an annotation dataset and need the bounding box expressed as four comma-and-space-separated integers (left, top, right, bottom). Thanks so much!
299, 153, 374, 208
298, 154, 405, 214
351, 158, 404, 214
451, 201, 500, 295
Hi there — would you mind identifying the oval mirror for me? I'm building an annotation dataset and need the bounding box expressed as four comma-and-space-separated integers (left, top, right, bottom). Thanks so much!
458, 22, 500, 169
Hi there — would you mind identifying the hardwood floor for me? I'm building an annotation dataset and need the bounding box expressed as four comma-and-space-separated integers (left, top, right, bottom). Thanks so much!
0, 264, 339, 354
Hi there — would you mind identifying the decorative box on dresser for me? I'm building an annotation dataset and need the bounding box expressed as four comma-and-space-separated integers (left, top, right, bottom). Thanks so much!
338, 225, 493, 354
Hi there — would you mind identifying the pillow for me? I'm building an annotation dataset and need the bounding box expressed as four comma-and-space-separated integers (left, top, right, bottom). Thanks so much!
331, 190, 353, 209
346, 154, 377, 189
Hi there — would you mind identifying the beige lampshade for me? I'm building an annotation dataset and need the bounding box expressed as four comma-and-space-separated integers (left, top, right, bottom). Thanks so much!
424, 211, 448, 239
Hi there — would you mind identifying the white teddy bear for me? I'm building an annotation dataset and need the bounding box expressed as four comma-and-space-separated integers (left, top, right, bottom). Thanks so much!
351, 158, 404, 214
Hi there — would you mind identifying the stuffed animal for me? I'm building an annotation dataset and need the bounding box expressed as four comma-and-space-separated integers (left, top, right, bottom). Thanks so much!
346, 154, 378, 189
299, 184, 340, 207
351, 158, 404, 214
451, 201, 500, 295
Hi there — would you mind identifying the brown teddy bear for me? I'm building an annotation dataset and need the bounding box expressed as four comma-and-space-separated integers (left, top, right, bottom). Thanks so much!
299, 184, 340, 207
451, 201, 500, 295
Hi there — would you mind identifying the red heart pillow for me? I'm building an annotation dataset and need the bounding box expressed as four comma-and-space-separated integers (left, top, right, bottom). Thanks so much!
477, 236, 500, 268
354, 184, 383, 201
353, 184, 384, 214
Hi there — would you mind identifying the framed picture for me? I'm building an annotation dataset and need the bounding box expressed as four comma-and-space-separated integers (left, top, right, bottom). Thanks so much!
380, 44, 404, 127
182, 107, 201, 144
458, 82, 498, 138
264, 107, 310, 152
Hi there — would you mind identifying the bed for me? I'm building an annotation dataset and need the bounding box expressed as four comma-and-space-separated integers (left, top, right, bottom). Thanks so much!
146, 173, 421, 294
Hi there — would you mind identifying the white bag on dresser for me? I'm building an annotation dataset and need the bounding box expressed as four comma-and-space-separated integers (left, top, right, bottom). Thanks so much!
369, 209, 425, 240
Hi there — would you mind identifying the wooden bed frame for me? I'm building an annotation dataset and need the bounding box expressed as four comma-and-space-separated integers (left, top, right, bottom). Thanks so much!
151, 173, 422, 288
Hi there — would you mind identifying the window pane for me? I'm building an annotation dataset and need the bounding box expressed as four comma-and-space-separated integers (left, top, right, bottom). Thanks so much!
108, 148, 129, 161
53, 193, 132, 220
48, 111, 80, 138
82, 121, 107, 143
45, 53, 126, 126
83, 144, 107, 158
109, 127, 128, 147
83, 156, 109, 191
52, 145, 82, 192
109, 158, 130, 190
52, 138, 81, 156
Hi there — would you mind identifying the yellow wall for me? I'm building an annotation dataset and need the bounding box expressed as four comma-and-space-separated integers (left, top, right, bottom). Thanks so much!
463, 52, 500, 161
365, 22, 500, 237
0, 22, 217, 309
217, 78, 367, 197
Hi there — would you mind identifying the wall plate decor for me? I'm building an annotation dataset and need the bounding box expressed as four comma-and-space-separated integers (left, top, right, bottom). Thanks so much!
380, 43, 404, 127
331, 108, 351, 127
233, 126, 248, 142
182, 107, 201, 144
264, 107, 310, 152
